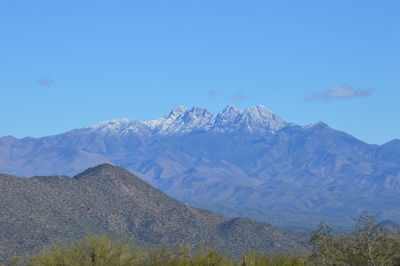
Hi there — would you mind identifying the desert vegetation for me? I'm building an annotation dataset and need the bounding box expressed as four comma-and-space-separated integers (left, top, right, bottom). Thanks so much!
3, 214, 400, 266
4, 235, 307, 266
309, 214, 400, 265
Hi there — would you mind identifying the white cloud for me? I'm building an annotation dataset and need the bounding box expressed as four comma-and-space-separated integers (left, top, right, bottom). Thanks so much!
305, 84, 373, 102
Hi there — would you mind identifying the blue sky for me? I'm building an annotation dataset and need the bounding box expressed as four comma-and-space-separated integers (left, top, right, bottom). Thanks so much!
1, 0, 399, 144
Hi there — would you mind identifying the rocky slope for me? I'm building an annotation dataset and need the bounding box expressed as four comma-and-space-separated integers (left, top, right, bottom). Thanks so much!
0, 164, 304, 261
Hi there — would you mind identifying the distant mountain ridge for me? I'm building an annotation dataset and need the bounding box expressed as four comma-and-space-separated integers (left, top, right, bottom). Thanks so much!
80, 105, 289, 136
0, 164, 304, 261
0, 105, 399, 229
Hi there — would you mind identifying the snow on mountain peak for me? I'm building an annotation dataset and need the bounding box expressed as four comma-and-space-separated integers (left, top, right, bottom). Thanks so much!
90, 118, 134, 131
87, 118, 151, 135
215, 105, 287, 133
182, 106, 214, 124
246, 105, 273, 114
87, 105, 290, 136
166, 106, 189, 118
145, 106, 215, 135
242, 105, 287, 132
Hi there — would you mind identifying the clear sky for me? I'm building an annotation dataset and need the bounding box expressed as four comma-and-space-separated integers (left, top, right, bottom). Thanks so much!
1, 0, 399, 144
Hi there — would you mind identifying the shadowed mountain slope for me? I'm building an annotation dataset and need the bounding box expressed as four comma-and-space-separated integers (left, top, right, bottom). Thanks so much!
0, 164, 304, 261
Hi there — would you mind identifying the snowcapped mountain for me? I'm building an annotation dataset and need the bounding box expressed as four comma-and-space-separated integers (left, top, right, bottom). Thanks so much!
81, 105, 290, 136
146, 106, 215, 135
1, 105, 400, 230
86, 118, 152, 135
213, 105, 289, 133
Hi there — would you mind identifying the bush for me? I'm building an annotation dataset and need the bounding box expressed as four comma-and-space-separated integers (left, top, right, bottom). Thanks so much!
310, 213, 400, 265
21, 235, 308, 266
18, 213, 400, 266
241, 251, 309, 266
25, 235, 139, 266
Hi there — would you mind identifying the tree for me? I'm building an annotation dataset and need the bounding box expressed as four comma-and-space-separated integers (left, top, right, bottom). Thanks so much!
310, 212, 400, 266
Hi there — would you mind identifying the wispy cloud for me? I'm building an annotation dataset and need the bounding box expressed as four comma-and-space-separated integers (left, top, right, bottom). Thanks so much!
208, 90, 217, 98
230, 92, 247, 102
305, 84, 374, 103
37, 77, 54, 87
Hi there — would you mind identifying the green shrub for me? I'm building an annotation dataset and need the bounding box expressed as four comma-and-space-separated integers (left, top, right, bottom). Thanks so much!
241, 251, 309, 266
21, 235, 309, 266
25, 235, 140, 266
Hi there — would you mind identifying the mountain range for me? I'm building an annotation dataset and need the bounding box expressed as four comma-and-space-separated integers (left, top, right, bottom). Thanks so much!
1, 105, 399, 229
0, 164, 305, 261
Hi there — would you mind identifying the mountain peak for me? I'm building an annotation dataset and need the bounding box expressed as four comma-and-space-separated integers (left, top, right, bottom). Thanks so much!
82, 105, 290, 136
166, 106, 189, 118
87, 163, 115, 170
91, 118, 134, 130
222, 104, 240, 112
383, 139, 400, 146
246, 105, 273, 113
215, 105, 288, 133
146, 106, 214, 135
147, 105, 290, 135
303, 121, 329, 130
87, 118, 153, 136
73, 163, 118, 179
182, 106, 213, 123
